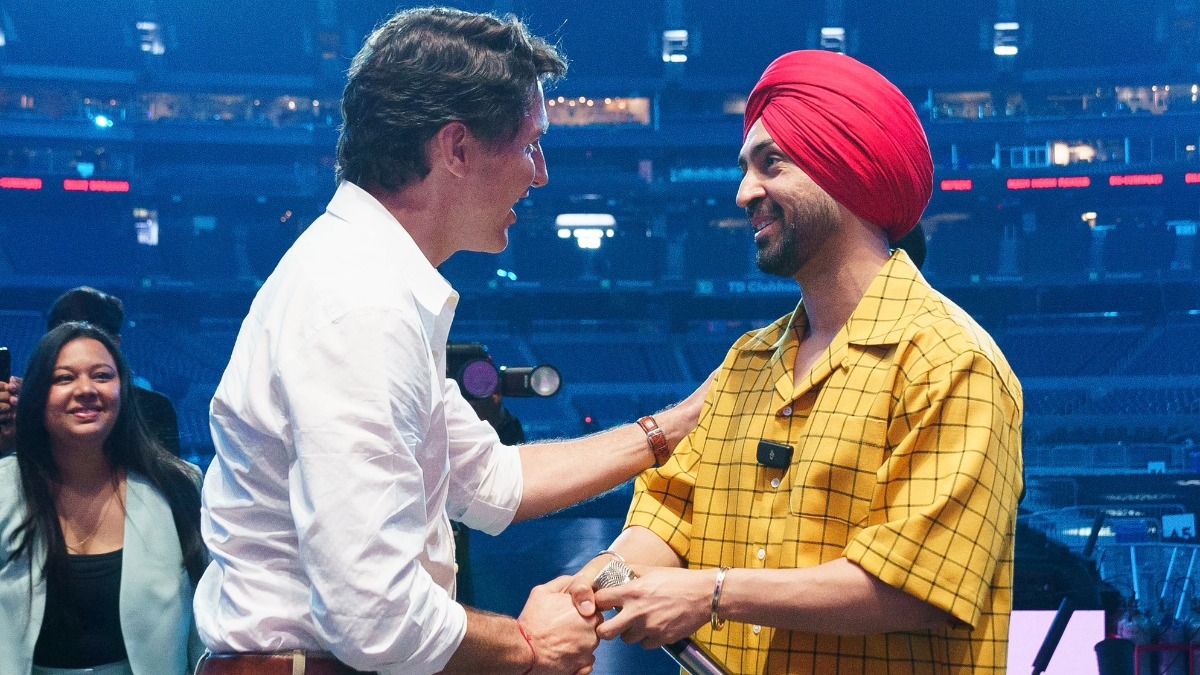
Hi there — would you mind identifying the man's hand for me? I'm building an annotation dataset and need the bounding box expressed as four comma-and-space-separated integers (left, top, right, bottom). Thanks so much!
593, 566, 715, 650
565, 554, 619, 619
0, 377, 21, 454
518, 575, 601, 675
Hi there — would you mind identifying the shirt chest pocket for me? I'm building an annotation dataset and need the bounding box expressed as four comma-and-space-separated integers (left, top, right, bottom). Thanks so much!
788, 412, 888, 530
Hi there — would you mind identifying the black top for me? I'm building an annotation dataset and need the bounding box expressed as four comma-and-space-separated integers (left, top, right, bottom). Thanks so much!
33, 549, 128, 668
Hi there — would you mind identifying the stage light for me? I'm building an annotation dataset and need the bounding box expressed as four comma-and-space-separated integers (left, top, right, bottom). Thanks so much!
820, 27, 846, 54
136, 21, 166, 55
573, 228, 604, 249
93, 115, 113, 128
662, 29, 689, 63
555, 212, 618, 248
993, 22, 1020, 57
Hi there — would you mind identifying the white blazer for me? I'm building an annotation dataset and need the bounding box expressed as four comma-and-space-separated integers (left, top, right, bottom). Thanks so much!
0, 455, 204, 674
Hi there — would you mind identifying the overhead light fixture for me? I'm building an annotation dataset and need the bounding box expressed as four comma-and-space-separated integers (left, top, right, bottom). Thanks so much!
136, 20, 166, 55
662, 29, 688, 63
820, 27, 846, 54
555, 213, 616, 227
993, 21, 1020, 56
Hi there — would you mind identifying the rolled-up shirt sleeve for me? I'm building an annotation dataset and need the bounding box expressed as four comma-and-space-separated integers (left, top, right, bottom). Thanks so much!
442, 379, 523, 535
278, 307, 466, 675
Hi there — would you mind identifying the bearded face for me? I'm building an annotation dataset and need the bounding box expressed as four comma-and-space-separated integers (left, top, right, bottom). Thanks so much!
749, 180, 841, 279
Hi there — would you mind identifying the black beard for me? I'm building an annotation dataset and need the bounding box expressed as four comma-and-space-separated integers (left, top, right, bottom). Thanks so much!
756, 220, 803, 278
752, 195, 839, 278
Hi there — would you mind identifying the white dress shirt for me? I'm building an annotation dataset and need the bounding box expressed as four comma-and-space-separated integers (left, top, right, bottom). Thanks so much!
195, 181, 524, 675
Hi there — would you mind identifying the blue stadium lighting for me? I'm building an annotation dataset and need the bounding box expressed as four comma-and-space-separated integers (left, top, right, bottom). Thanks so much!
93, 114, 113, 128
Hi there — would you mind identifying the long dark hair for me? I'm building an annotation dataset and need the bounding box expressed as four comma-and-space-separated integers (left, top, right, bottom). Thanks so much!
8, 322, 206, 587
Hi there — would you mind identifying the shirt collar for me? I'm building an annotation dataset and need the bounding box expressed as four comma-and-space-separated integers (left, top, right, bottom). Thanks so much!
742, 248, 925, 354
325, 180, 458, 316
840, 248, 927, 347
742, 249, 927, 403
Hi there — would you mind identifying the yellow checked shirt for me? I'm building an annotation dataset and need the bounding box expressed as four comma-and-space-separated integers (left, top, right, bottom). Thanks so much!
628, 250, 1024, 675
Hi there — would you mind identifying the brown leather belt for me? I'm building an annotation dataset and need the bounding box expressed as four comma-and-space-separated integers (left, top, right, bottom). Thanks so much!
196, 651, 376, 675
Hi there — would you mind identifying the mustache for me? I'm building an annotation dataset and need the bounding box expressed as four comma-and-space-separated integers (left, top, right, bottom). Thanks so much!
746, 200, 783, 222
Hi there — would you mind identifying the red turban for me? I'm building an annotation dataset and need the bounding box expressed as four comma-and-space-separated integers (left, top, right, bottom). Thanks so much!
744, 51, 933, 242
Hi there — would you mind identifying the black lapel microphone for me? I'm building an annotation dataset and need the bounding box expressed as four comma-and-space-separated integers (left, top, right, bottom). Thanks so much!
757, 440, 793, 469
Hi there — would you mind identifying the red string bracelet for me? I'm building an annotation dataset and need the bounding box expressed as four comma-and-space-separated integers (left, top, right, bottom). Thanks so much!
517, 621, 537, 675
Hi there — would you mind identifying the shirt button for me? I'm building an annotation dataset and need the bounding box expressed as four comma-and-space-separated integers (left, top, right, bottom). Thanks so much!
757, 548, 766, 560
780, 406, 793, 417
752, 625, 761, 634
770, 478, 781, 489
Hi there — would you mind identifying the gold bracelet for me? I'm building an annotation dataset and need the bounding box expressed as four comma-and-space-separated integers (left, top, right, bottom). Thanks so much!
711, 566, 730, 631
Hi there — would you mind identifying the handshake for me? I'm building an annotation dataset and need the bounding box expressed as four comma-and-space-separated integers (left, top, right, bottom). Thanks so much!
511, 553, 721, 675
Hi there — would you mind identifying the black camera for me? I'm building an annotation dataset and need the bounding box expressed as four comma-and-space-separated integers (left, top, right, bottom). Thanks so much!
446, 342, 562, 400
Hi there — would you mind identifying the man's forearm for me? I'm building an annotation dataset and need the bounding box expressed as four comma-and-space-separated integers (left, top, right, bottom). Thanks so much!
437, 609, 532, 675
607, 526, 686, 568
718, 558, 958, 635
589, 560, 959, 649
515, 405, 698, 522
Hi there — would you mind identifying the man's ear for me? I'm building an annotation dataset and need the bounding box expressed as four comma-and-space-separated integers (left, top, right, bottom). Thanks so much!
429, 121, 471, 179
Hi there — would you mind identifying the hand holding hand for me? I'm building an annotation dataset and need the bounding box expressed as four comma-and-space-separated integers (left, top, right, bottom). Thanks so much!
518, 575, 601, 675
594, 565, 715, 650
565, 553, 622, 619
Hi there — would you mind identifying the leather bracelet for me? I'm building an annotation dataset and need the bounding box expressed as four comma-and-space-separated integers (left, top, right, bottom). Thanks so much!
711, 567, 730, 631
636, 415, 671, 466
517, 621, 537, 675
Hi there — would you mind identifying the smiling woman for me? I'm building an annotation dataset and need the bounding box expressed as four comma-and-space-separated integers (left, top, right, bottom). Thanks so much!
43, 337, 122, 455
0, 322, 206, 675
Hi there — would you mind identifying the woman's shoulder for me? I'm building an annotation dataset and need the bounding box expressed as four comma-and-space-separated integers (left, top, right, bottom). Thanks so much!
126, 461, 203, 509
0, 454, 24, 526
0, 454, 19, 493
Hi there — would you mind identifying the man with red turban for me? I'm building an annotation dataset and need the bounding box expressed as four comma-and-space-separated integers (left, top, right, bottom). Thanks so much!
568, 51, 1023, 674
